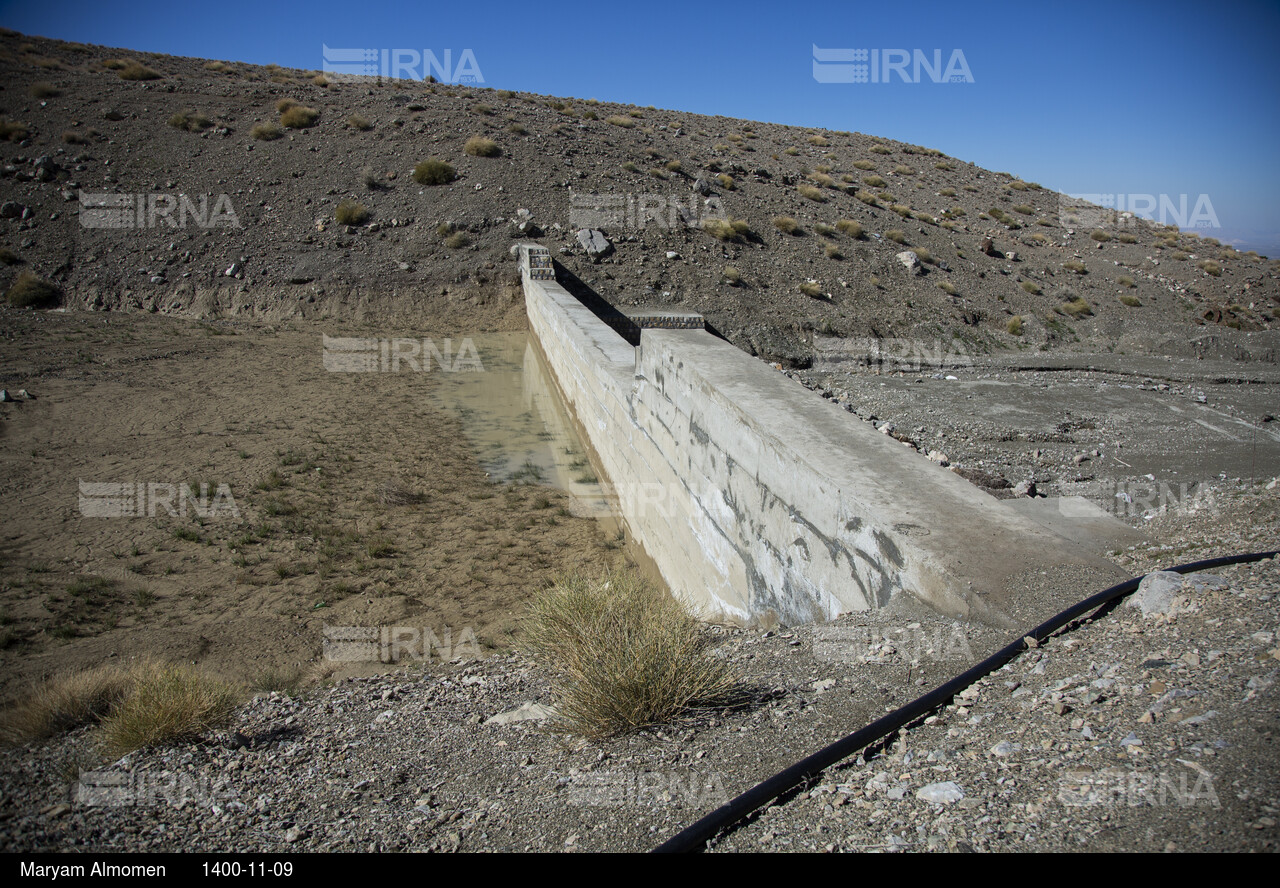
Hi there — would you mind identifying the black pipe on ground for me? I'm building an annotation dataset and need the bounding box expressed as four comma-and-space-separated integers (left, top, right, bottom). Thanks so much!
652, 550, 1279, 853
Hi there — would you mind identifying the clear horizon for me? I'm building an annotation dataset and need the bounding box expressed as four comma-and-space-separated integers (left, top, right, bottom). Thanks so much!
3, 0, 1278, 256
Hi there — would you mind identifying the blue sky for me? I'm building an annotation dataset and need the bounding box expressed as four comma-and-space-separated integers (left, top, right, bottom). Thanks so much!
4, 0, 1278, 255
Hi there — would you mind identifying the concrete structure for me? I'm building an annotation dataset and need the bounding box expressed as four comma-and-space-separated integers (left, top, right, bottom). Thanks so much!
518, 244, 1123, 628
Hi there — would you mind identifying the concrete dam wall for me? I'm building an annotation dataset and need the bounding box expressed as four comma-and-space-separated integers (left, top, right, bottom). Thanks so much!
518, 244, 1122, 628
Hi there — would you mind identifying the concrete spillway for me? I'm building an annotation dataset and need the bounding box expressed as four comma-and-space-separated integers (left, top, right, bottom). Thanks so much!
518, 244, 1125, 628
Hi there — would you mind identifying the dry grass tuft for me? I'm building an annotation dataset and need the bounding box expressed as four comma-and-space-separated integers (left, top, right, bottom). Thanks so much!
464, 136, 501, 157
522, 572, 738, 739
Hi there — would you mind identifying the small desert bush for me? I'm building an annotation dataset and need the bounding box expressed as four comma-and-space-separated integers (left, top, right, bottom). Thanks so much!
168, 110, 212, 132
203, 61, 232, 73
863, 175, 887, 188
702, 218, 752, 242
1171, 250, 1189, 261
280, 104, 319, 128
334, 199, 369, 226
1198, 259, 1222, 276
935, 161, 955, 171
722, 267, 742, 286
891, 204, 912, 218
116, 60, 161, 81
892, 165, 914, 176
1062, 260, 1087, 274
606, 115, 634, 128
1118, 275, 1135, 288
0, 248, 19, 265
346, 114, 373, 131
472, 103, 493, 116
810, 172, 834, 188
1020, 280, 1042, 295
1060, 297, 1094, 318
250, 123, 282, 141
938, 280, 957, 295
6, 271, 60, 308
885, 229, 907, 244
0, 119, 30, 142
800, 281, 824, 297
1006, 316, 1024, 335
622, 161, 639, 173
312, 74, 329, 87
717, 173, 735, 190
1089, 229, 1111, 242
836, 219, 863, 238
913, 247, 934, 264
1012, 204, 1033, 215
814, 223, 836, 237
939, 187, 956, 198
1117, 233, 1137, 244
824, 243, 843, 259
99, 661, 239, 756
773, 216, 799, 235
870, 145, 892, 155
855, 191, 879, 207
61, 130, 87, 144
413, 158, 456, 185
852, 160, 875, 171
1119, 293, 1142, 307
522, 571, 738, 739
0, 665, 131, 743
784, 147, 801, 156
445, 231, 471, 249
29, 81, 59, 98
808, 135, 829, 146
1009, 181, 1029, 191
464, 136, 500, 157
507, 122, 528, 135
798, 184, 826, 202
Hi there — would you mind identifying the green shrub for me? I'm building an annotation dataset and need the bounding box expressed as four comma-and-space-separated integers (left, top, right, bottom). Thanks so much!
717, 173, 735, 190
1198, 259, 1222, 276
413, 158, 456, 185
885, 229, 907, 244
1006, 316, 1023, 335
1021, 280, 1041, 295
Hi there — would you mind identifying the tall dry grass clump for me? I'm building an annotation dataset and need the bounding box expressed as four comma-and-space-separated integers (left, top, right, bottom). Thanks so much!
522, 571, 737, 739
0, 665, 131, 743
99, 661, 239, 756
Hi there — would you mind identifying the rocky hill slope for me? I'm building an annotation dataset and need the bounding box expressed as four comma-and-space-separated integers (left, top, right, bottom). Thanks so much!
1, 30, 1278, 366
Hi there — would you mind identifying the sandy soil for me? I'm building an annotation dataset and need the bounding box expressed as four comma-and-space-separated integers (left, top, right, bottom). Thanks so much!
0, 306, 624, 701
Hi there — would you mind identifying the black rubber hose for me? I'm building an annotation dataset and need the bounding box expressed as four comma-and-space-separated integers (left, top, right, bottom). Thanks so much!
652, 550, 1279, 853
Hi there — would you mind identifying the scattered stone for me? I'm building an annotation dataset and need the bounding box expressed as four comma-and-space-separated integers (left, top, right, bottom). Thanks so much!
576, 228, 613, 260
896, 251, 922, 275
916, 782, 964, 804
485, 702, 556, 726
